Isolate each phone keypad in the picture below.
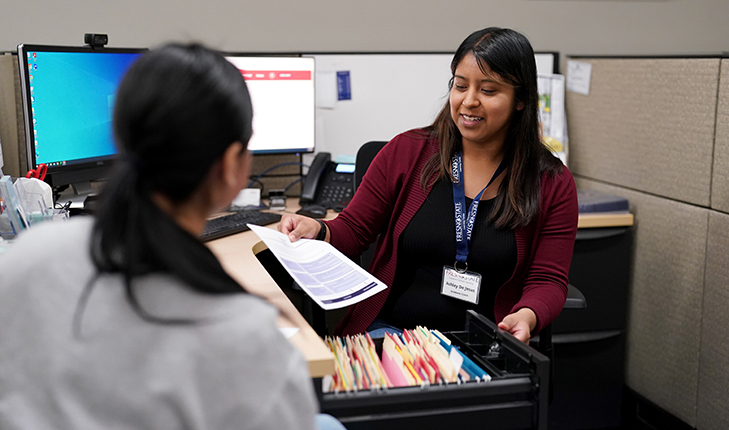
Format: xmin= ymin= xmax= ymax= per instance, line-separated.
xmin=319 ymin=175 xmax=353 ymax=207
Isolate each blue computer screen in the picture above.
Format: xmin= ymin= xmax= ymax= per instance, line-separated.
xmin=25 ymin=50 xmax=141 ymax=167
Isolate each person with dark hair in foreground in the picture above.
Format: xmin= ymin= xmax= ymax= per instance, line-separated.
xmin=279 ymin=27 xmax=578 ymax=344
xmin=0 ymin=43 xmax=343 ymax=430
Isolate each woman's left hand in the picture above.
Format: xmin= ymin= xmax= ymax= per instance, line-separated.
xmin=497 ymin=308 xmax=537 ymax=344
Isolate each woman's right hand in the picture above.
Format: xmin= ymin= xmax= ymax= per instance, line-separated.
xmin=278 ymin=214 xmax=325 ymax=242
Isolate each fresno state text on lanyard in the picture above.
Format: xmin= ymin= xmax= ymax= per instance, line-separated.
xmin=451 ymin=152 xmax=507 ymax=267
xmin=441 ymin=152 xmax=507 ymax=305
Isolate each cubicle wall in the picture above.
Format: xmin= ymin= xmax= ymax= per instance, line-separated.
xmin=567 ymin=56 xmax=728 ymax=430
xmin=698 ymin=58 xmax=729 ymax=430
xmin=711 ymin=61 xmax=729 ymax=213
xmin=699 ymin=211 xmax=729 ymax=430
xmin=568 ymin=58 xmax=719 ymax=206
xmin=0 ymin=54 xmax=25 ymax=178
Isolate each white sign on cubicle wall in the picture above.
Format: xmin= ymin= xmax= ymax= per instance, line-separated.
xmin=307 ymin=52 xmax=558 ymax=163
xmin=566 ymin=60 xmax=592 ymax=96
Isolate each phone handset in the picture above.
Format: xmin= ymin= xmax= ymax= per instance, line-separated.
xmin=299 ymin=152 xmax=332 ymax=204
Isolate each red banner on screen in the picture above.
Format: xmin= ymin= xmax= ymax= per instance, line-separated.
xmin=238 ymin=70 xmax=312 ymax=81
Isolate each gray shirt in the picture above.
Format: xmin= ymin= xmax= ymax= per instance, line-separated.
xmin=0 ymin=217 xmax=318 ymax=430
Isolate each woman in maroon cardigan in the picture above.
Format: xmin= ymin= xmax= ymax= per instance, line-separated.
xmin=279 ymin=27 xmax=578 ymax=343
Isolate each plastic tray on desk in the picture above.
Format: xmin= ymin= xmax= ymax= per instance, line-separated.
xmin=316 ymin=310 xmax=549 ymax=430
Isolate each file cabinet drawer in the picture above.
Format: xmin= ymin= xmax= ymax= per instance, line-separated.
xmin=316 ymin=311 xmax=549 ymax=430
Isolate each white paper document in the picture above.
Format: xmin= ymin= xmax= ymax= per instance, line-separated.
xmin=247 ymin=224 xmax=388 ymax=310
xmin=566 ymin=60 xmax=593 ymax=96
xmin=279 ymin=327 xmax=300 ymax=339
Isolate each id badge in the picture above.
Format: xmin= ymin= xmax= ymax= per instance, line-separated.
xmin=441 ymin=266 xmax=481 ymax=304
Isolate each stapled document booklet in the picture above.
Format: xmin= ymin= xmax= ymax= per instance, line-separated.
xmin=247 ymin=224 xmax=387 ymax=310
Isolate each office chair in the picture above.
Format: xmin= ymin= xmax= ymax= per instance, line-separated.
xmin=354 ymin=141 xmax=388 ymax=270
xmin=252 ymin=241 xmax=329 ymax=337
xmin=355 ymin=141 xmax=388 ymax=191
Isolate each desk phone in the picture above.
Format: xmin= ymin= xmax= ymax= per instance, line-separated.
xmin=299 ymin=152 xmax=354 ymax=210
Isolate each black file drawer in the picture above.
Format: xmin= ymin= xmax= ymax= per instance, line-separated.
xmin=316 ymin=311 xmax=550 ymax=430
xmin=549 ymin=224 xmax=633 ymax=429
xmin=549 ymin=330 xmax=625 ymax=429
xmin=553 ymin=227 xmax=632 ymax=334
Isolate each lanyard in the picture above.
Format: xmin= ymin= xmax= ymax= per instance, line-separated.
xmin=452 ymin=152 xmax=507 ymax=266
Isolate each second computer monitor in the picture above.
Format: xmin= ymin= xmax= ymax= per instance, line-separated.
xmin=224 ymin=55 xmax=315 ymax=155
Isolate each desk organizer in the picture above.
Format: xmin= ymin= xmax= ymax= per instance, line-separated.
xmin=316 ymin=310 xmax=549 ymax=430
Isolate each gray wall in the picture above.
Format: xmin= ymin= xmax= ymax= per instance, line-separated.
xmin=1 ymin=0 xmax=728 ymax=56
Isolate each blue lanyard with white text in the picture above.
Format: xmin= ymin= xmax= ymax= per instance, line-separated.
xmin=451 ymin=152 xmax=507 ymax=267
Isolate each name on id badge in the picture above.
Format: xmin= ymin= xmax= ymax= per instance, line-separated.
xmin=441 ymin=266 xmax=481 ymax=304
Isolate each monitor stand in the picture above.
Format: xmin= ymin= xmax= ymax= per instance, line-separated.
xmin=59 ymin=181 xmax=98 ymax=210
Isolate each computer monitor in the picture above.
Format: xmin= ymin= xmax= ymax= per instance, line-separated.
xmin=17 ymin=44 xmax=145 ymax=195
xmin=224 ymin=55 xmax=315 ymax=155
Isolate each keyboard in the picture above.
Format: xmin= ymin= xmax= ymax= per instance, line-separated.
xmin=200 ymin=210 xmax=282 ymax=242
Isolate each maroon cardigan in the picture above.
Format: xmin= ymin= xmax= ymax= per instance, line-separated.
xmin=327 ymin=130 xmax=578 ymax=336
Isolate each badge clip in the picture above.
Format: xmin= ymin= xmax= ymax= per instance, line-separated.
xmin=453 ymin=260 xmax=468 ymax=274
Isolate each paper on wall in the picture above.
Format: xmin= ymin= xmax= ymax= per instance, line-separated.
xmin=566 ymin=60 xmax=593 ymax=96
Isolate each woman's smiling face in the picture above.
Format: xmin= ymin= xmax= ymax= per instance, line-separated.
xmin=450 ymin=52 xmax=522 ymax=150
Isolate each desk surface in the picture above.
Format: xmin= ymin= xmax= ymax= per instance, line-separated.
xmin=577 ymin=211 xmax=634 ymax=229
xmin=206 ymin=216 xmax=336 ymax=378
xmin=206 ymin=199 xmax=633 ymax=378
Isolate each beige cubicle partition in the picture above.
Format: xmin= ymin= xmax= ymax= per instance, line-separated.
xmin=711 ymin=59 xmax=729 ymax=213
xmin=699 ymin=211 xmax=729 ymax=430
xmin=698 ymin=57 xmax=729 ymax=430
xmin=568 ymin=57 xmax=719 ymax=207
xmin=567 ymin=55 xmax=729 ymax=430
xmin=0 ymin=54 xmax=26 ymax=178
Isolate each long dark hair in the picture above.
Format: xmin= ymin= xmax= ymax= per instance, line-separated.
xmin=420 ymin=27 xmax=562 ymax=228
xmin=82 ymin=43 xmax=254 ymax=325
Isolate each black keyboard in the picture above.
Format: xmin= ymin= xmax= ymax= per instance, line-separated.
xmin=200 ymin=210 xmax=282 ymax=242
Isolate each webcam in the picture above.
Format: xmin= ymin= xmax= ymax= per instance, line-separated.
xmin=84 ymin=33 xmax=108 ymax=49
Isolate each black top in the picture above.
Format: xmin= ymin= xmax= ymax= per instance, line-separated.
xmin=381 ymin=179 xmax=517 ymax=331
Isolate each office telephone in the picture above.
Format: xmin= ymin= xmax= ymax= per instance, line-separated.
xmin=299 ymin=152 xmax=354 ymax=210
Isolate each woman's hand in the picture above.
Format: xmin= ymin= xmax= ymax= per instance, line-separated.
xmin=277 ymin=214 xmax=326 ymax=242
xmin=497 ymin=308 xmax=537 ymax=344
